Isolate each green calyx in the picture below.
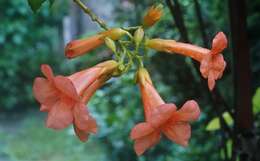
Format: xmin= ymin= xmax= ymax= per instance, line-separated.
xmin=104 ymin=27 xmax=148 ymax=77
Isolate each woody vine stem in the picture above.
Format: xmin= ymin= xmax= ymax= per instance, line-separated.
xmin=73 ymin=0 xmax=108 ymax=30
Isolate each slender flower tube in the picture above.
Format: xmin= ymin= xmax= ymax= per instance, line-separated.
xmin=143 ymin=4 xmax=163 ymax=28
xmin=146 ymin=32 xmax=228 ymax=90
xmin=33 ymin=60 xmax=118 ymax=141
xmin=65 ymin=28 xmax=127 ymax=59
xmin=130 ymin=68 xmax=200 ymax=155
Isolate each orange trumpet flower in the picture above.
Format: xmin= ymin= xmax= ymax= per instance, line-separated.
xmin=33 ymin=60 xmax=118 ymax=141
xmin=143 ymin=4 xmax=163 ymax=28
xmin=146 ymin=32 xmax=228 ymax=90
xmin=130 ymin=68 xmax=200 ymax=155
xmin=65 ymin=28 xmax=127 ymax=59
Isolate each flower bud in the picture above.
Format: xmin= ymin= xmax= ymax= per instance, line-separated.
xmin=143 ymin=4 xmax=163 ymax=28
xmin=97 ymin=60 xmax=119 ymax=75
xmin=104 ymin=37 xmax=116 ymax=53
xmin=118 ymin=64 xmax=125 ymax=71
xmin=136 ymin=68 xmax=152 ymax=85
xmin=101 ymin=28 xmax=127 ymax=40
xmin=134 ymin=27 xmax=144 ymax=46
xmin=65 ymin=28 xmax=126 ymax=59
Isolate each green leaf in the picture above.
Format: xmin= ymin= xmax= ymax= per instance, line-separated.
xmin=253 ymin=87 xmax=260 ymax=114
xmin=223 ymin=112 xmax=233 ymax=125
xmin=27 ymin=0 xmax=46 ymax=13
xmin=206 ymin=112 xmax=233 ymax=131
xmin=206 ymin=117 xmax=220 ymax=131
xmin=220 ymin=139 xmax=232 ymax=159
xmin=226 ymin=139 xmax=232 ymax=158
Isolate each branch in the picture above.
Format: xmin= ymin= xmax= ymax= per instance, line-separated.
xmin=193 ymin=0 xmax=209 ymax=47
xmin=73 ymin=0 xmax=108 ymax=30
xmin=165 ymin=0 xmax=189 ymax=42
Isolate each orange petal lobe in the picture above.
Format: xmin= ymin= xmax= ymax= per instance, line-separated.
xmin=208 ymin=71 xmax=216 ymax=91
xmin=73 ymin=124 xmax=89 ymax=142
xmin=33 ymin=77 xmax=59 ymax=106
xmin=211 ymin=32 xmax=228 ymax=55
xmin=73 ymin=103 xmax=97 ymax=133
xmin=176 ymin=100 xmax=200 ymax=122
xmin=163 ymin=122 xmax=191 ymax=147
xmin=149 ymin=104 xmax=177 ymax=128
xmin=41 ymin=64 xmax=54 ymax=81
xmin=46 ymin=100 xmax=73 ymax=130
xmin=54 ymin=76 xmax=79 ymax=101
xmin=130 ymin=122 xmax=154 ymax=140
xmin=134 ymin=131 xmax=160 ymax=156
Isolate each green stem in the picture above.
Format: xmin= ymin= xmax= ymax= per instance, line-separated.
xmin=122 ymin=26 xmax=141 ymax=31
xmin=73 ymin=0 xmax=108 ymax=30
xmin=123 ymin=51 xmax=134 ymax=72
xmin=136 ymin=55 xmax=144 ymax=68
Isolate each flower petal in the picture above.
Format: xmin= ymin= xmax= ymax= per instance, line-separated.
xmin=73 ymin=123 xmax=89 ymax=142
xmin=140 ymin=82 xmax=165 ymax=121
xmin=33 ymin=77 xmax=59 ymax=106
xmin=199 ymin=55 xmax=211 ymax=79
xmin=149 ymin=104 xmax=177 ymax=128
xmin=81 ymin=78 xmax=105 ymax=104
xmin=69 ymin=67 xmax=101 ymax=95
xmin=162 ymin=122 xmax=191 ymax=147
xmin=212 ymin=54 xmax=226 ymax=79
xmin=41 ymin=64 xmax=54 ymax=81
xmin=211 ymin=32 xmax=228 ymax=55
xmin=73 ymin=103 xmax=97 ymax=133
xmin=40 ymin=105 xmax=51 ymax=112
xmin=134 ymin=131 xmax=160 ymax=156
xmin=54 ymin=76 xmax=79 ymax=101
xmin=176 ymin=100 xmax=200 ymax=122
xmin=46 ymin=100 xmax=73 ymax=130
xmin=208 ymin=71 xmax=216 ymax=91
xmin=130 ymin=122 xmax=154 ymax=140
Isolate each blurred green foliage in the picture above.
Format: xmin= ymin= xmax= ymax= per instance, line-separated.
xmin=1 ymin=113 xmax=107 ymax=161
xmin=0 ymin=1 xmax=67 ymax=110
xmin=28 ymin=0 xmax=55 ymax=13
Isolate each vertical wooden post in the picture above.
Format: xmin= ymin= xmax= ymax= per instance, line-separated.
xmin=228 ymin=0 xmax=254 ymax=160
xmin=228 ymin=0 xmax=253 ymax=133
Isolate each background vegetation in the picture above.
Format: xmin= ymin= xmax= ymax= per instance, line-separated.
xmin=0 ymin=0 xmax=259 ymax=161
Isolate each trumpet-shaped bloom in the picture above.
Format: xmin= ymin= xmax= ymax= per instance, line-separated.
xmin=33 ymin=60 xmax=118 ymax=141
xmin=65 ymin=28 xmax=127 ymax=59
xmin=143 ymin=4 xmax=163 ymax=28
xmin=146 ymin=32 xmax=228 ymax=90
xmin=130 ymin=68 xmax=200 ymax=155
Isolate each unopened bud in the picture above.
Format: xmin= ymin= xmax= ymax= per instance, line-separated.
xmin=134 ymin=27 xmax=144 ymax=46
xmin=143 ymin=4 xmax=163 ymax=28
xmin=101 ymin=28 xmax=127 ymax=40
xmin=136 ymin=68 xmax=152 ymax=85
xmin=104 ymin=37 xmax=116 ymax=53
xmin=118 ymin=64 xmax=125 ymax=71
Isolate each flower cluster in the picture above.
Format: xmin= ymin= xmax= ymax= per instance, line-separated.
xmin=33 ymin=3 xmax=227 ymax=155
